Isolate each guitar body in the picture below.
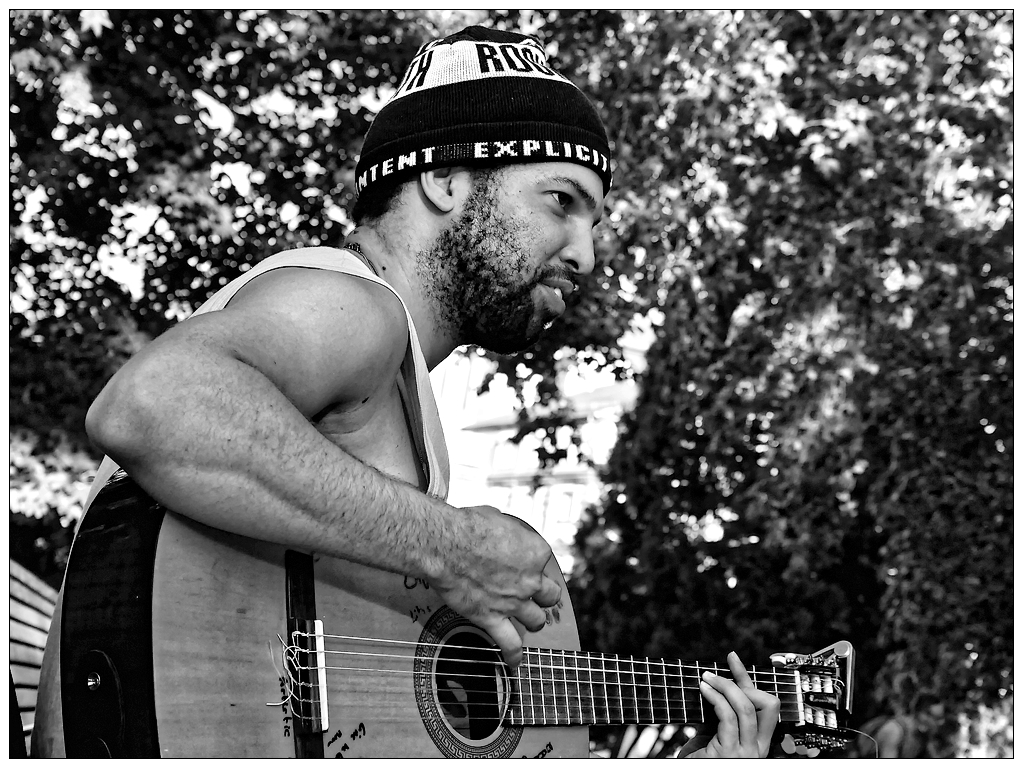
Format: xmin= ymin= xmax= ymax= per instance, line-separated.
xmin=33 ymin=475 xmax=588 ymax=758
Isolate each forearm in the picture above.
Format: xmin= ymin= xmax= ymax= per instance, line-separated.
xmin=87 ymin=348 xmax=461 ymax=583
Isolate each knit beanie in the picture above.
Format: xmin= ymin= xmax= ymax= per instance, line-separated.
xmin=354 ymin=26 xmax=612 ymax=202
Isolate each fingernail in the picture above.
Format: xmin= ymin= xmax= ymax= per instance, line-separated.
xmin=702 ymin=671 xmax=716 ymax=682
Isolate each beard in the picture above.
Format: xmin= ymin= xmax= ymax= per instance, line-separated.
xmin=415 ymin=171 xmax=570 ymax=354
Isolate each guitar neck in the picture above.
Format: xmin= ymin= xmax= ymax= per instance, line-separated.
xmin=508 ymin=648 xmax=803 ymax=727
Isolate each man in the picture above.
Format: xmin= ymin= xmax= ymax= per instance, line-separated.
xmin=36 ymin=26 xmax=778 ymax=757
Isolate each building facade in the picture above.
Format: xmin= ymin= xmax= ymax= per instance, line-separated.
xmin=431 ymin=349 xmax=638 ymax=574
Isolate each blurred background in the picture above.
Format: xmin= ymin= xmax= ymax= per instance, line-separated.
xmin=9 ymin=10 xmax=1013 ymax=758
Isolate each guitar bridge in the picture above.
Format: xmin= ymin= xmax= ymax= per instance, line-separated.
xmin=286 ymin=618 xmax=330 ymax=734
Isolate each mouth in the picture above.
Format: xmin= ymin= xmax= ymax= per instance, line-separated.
xmin=540 ymin=276 xmax=575 ymax=301
xmin=537 ymin=277 xmax=574 ymax=317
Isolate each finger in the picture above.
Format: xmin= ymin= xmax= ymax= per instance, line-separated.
xmin=728 ymin=652 xmax=781 ymax=756
xmin=747 ymin=686 xmax=782 ymax=755
xmin=699 ymin=674 xmax=740 ymax=754
xmin=514 ymin=599 xmax=549 ymax=634
xmin=723 ymin=652 xmax=761 ymax=753
xmin=702 ymin=671 xmax=759 ymax=754
xmin=485 ymin=617 xmax=524 ymax=669
xmin=727 ymin=650 xmax=754 ymax=688
xmin=533 ymin=572 xmax=562 ymax=607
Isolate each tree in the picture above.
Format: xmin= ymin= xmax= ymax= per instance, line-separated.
xmin=555 ymin=10 xmax=1012 ymax=757
xmin=9 ymin=9 xmax=436 ymax=575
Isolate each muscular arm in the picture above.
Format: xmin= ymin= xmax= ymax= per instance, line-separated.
xmin=85 ymin=267 xmax=558 ymax=665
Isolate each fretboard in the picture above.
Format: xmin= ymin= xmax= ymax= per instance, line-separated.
xmin=506 ymin=648 xmax=803 ymax=727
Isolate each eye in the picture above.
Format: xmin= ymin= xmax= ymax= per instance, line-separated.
xmin=550 ymin=191 xmax=573 ymax=211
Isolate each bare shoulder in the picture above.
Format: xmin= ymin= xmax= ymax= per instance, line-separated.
xmin=199 ymin=264 xmax=410 ymax=415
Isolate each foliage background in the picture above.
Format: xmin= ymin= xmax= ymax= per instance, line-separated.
xmin=9 ymin=10 xmax=1013 ymax=757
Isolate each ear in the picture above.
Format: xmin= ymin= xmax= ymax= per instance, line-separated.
xmin=418 ymin=166 xmax=472 ymax=213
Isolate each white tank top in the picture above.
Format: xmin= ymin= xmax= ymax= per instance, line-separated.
xmin=83 ymin=246 xmax=450 ymax=511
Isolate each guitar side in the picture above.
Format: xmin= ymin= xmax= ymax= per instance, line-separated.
xmin=34 ymin=495 xmax=296 ymax=758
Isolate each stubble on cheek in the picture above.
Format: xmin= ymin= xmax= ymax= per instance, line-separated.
xmin=415 ymin=172 xmax=556 ymax=352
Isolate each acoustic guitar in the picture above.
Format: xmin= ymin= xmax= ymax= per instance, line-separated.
xmin=33 ymin=471 xmax=856 ymax=758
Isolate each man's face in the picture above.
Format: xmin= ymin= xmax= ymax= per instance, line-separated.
xmin=418 ymin=162 xmax=603 ymax=354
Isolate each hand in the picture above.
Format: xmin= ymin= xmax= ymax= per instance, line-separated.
xmin=433 ymin=506 xmax=562 ymax=669
xmin=678 ymin=652 xmax=781 ymax=758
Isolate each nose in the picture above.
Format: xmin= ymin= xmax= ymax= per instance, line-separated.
xmin=562 ymin=222 xmax=596 ymax=277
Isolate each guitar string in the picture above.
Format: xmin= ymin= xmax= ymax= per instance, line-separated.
xmin=271 ymin=647 xmax=840 ymax=740
xmin=281 ymin=632 xmax=808 ymax=698
xmin=272 ymin=634 xmax=816 ymax=720
xmin=294 ymin=656 xmax=806 ymax=697
xmin=278 ymin=661 xmax=806 ymax=717
xmin=273 ymin=659 xmax=806 ymax=715
xmin=287 ymin=648 xmax=804 ymax=696
xmin=271 ymin=667 xmax=807 ymax=726
xmin=310 ymin=659 xmax=802 ymax=699
xmin=269 ymin=682 xmax=808 ymax=727
xmin=288 ymin=630 xmax=807 ymax=689
xmin=266 ymin=636 xmax=301 ymax=707
xmin=270 ymin=638 xmax=838 ymax=735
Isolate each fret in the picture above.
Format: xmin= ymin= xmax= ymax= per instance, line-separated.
xmin=590 ymin=652 xmax=608 ymax=725
xmin=510 ymin=654 xmax=520 ymax=726
xmin=650 ymin=658 xmax=664 ymax=724
xmin=626 ymin=658 xmax=642 ymax=724
xmin=579 ymin=652 xmax=589 ymax=725
xmin=696 ymin=662 xmax=706 ymax=723
xmin=619 ymin=655 xmax=637 ymax=724
xmin=608 ymin=654 xmax=623 ymax=724
xmin=552 ymin=649 xmax=568 ymax=725
xmin=527 ymin=650 xmax=536 ymax=724
xmin=522 ymin=649 xmax=537 ymax=726
xmin=577 ymin=652 xmax=589 ymax=724
xmin=672 ymin=659 xmax=687 ymax=724
xmin=638 ymin=658 xmax=646 ymax=724
xmin=511 ymin=651 xmax=526 ymax=725
xmin=564 ymin=650 xmax=581 ymax=725
xmin=588 ymin=652 xmax=598 ymax=724
xmin=509 ymin=665 xmax=519 ymax=726
xmin=640 ymin=657 xmax=652 ymax=723
xmin=540 ymin=648 xmax=554 ymax=724
xmin=649 ymin=658 xmax=669 ymax=724
xmin=685 ymin=663 xmax=704 ymax=724
xmin=769 ymin=662 xmax=785 ymax=724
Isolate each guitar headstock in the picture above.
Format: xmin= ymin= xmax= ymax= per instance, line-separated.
xmin=771 ymin=640 xmax=856 ymax=756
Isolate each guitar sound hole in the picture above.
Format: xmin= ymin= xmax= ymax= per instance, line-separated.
xmin=435 ymin=630 xmax=506 ymax=742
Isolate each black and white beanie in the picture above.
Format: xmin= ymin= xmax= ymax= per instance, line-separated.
xmin=354 ymin=26 xmax=613 ymax=201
